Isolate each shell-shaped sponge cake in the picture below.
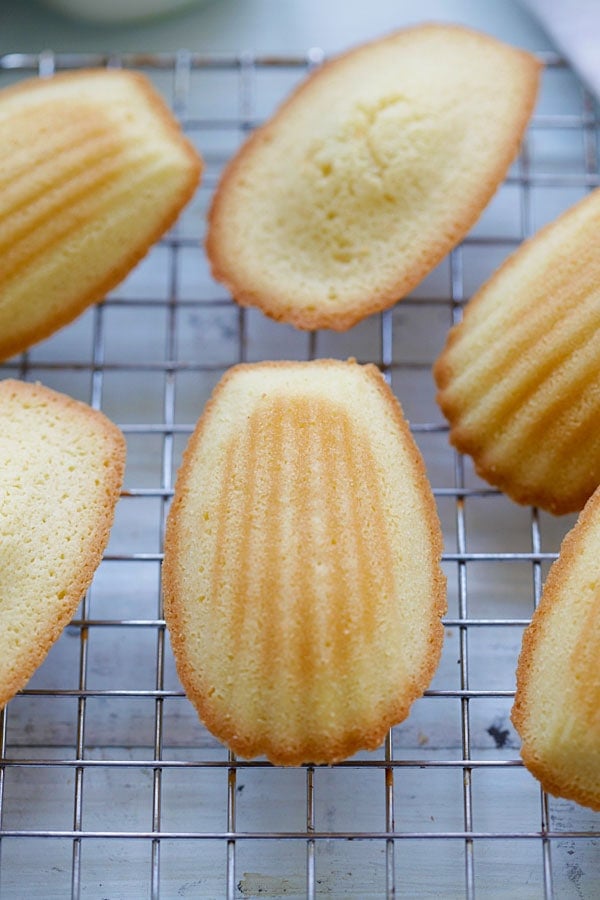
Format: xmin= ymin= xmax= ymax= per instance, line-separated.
xmin=163 ymin=360 xmax=446 ymax=765
xmin=434 ymin=188 xmax=600 ymax=515
xmin=0 ymin=379 xmax=125 ymax=709
xmin=207 ymin=24 xmax=540 ymax=331
xmin=511 ymin=485 xmax=600 ymax=810
xmin=0 ymin=69 xmax=202 ymax=362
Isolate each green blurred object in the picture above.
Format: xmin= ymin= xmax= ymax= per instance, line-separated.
xmin=38 ymin=0 xmax=214 ymax=24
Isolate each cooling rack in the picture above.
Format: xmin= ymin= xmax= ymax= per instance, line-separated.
xmin=0 ymin=45 xmax=598 ymax=900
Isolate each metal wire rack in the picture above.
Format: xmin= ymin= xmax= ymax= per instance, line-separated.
xmin=0 ymin=44 xmax=598 ymax=900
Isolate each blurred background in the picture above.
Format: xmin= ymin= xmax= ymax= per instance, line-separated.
xmin=2 ymin=0 xmax=552 ymax=57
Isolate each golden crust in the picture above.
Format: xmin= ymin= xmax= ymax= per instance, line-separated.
xmin=162 ymin=359 xmax=446 ymax=765
xmin=206 ymin=23 xmax=540 ymax=332
xmin=511 ymin=486 xmax=600 ymax=810
xmin=0 ymin=69 xmax=202 ymax=362
xmin=434 ymin=188 xmax=600 ymax=515
xmin=0 ymin=379 xmax=126 ymax=709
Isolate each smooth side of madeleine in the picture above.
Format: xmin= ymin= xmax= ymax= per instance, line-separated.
xmin=0 ymin=379 xmax=126 ymax=708
xmin=207 ymin=24 xmax=540 ymax=330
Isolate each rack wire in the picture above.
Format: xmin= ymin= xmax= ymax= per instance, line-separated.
xmin=0 ymin=45 xmax=598 ymax=900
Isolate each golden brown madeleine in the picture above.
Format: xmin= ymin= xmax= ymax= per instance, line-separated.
xmin=0 ymin=379 xmax=126 ymax=709
xmin=0 ymin=69 xmax=202 ymax=361
xmin=512 ymin=486 xmax=600 ymax=810
xmin=434 ymin=188 xmax=600 ymax=515
xmin=163 ymin=360 xmax=446 ymax=765
xmin=207 ymin=24 xmax=540 ymax=331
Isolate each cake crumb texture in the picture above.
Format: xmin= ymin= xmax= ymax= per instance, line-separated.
xmin=0 ymin=68 xmax=202 ymax=361
xmin=511 ymin=485 xmax=600 ymax=811
xmin=207 ymin=23 xmax=540 ymax=331
xmin=0 ymin=379 xmax=126 ymax=709
xmin=162 ymin=359 xmax=446 ymax=765
xmin=434 ymin=187 xmax=600 ymax=515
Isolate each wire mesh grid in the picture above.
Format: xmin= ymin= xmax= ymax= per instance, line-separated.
xmin=0 ymin=44 xmax=598 ymax=899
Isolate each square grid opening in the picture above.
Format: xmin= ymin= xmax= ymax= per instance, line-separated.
xmin=0 ymin=46 xmax=598 ymax=900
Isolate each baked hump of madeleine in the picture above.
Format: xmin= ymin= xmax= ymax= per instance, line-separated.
xmin=0 ymin=69 xmax=202 ymax=362
xmin=511 ymin=486 xmax=600 ymax=810
xmin=0 ymin=379 xmax=125 ymax=709
xmin=434 ymin=188 xmax=600 ymax=515
xmin=206 ymin=24 xmax=540 ymax=331
xmin=163 ymin=360 xmax=446 ymax=765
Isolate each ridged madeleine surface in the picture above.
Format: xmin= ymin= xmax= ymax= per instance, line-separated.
xmin=163 ymin=360 xmax=446 ymax=765
xmin=0 ymin=379 xmax=125 ymax=709
xmin=434 ymin=188 xmax=600 ymax=515
xmin=0 ymin=69 xmax=202 ymax=361
xmin=511 ymin=485 xmax=600 ymax=810
xmin=207 ymin=24 xmax=540 ymax=331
